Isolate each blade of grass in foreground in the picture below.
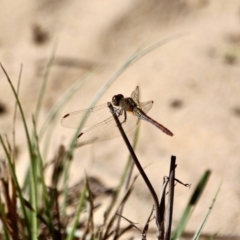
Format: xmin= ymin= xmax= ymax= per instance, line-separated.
xmin=192 ymin=181 xmax=221 ymax=240
xmin=32 ymin=116 xmax=56 ymax=237
xmin=0 ymin=66 xmax=33 ymax=182
xmin=0 ymin=64 xmax=38 ymax=239
xmin=21 ymin=42 xmax=57 ymax=192
xmin=27 ymin=44 xmax=57 ymax=210
xmin=66 ymin=185 xmax=87 ymax=240
xmin=35 ymin=40 xmax=58 ymax=123
xmin=171 ymin=170 xmax=211 ymax=240
xmin=19 ymin=49 xmax=97 ymax=195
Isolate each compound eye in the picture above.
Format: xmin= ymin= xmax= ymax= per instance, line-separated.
xmin=112 ymin=94 xmax=123 ymax=106
xmin=112 ymin=96 xmax=119 ymax=106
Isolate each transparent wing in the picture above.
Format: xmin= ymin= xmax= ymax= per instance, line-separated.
xmin=131 ymin=86 xmax=140 ymax=105
xmin=131 ymin=86 xmax=154 ymax=113
xmin=77 ymin=111 xmax=138 ymax=146
xmin=62 ymin=86 xmax=155 ymax=146
xmin=61 ymin=99 xmax=153 ymax=129
xmin=61 ymin=103 xmax=111 ymax=129
xmin=139 ymin=101 xmax=153 ymax=113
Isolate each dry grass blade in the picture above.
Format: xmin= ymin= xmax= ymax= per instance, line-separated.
xmin=164 ymin=156 xmax=176 ymax=240
xmin=157 ymin=176 xmax=169 ymax=239
xmin=141 ymin=205 xmax=155 ymax=239
xmin=0 ymin=135 xmax=31 ymax=238
xmin=49 ymin=145 xmax=66 ymax=188
xmin=0 ymin=158 xmax=19 ymax=239
xmin=114 ymin=206 xmax=155 ymax=240
xmin=115 ymin=224 xmax=135 ymax=239
xmin=117 ymin=204 xmax=155 ymax=240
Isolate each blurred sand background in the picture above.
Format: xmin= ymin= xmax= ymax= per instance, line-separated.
xmin=1 ymin=0 xmax=240 ymax=238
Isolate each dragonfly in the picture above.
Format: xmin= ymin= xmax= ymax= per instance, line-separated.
xmin=61 ymin=86 xmax=173 ymax=146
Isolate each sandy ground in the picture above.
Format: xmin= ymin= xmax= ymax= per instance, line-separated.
xmin=1 ymin=0 xmax=240 ymax=238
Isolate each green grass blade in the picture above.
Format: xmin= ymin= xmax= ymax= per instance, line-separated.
xmin=66 ymin=185 xmax=87 ymax=240
xmin=32 ymin=116 xmax=55 ymax=237
xmin=21 ymin=44 xmax=57 ymax=194
xmin=131 ymin=32 xmax=187 ymax=67
xmin=3 ymin=227 xmax=10 ymax=240
xmin=1 ymin=64 xmax=39 ymax=239
xmin=192 ymin=182 xmax=222 ymax=240
xmin=88 ymin=33 xmax=187 ymax=110
xmin=1 ymin=64 xmax=31 ymax=195
xmin=29 ymin=147 xmax=38 ymax=240
xmin=35 ymin=41 xmax=58 ymax=123
xmin=0 ymin=65 xmax=33 ymax=170
xmin=21 ymin=43 xmax=57 ymax=191
xmin=171 ymin=170 xmax=211 ymax=240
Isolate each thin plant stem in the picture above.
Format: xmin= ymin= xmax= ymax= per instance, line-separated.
xmin=35 ymin=41 xmax=57 ymax=123
xmin=164 ymin=156 xmax=176 ymax=240
xmin=12 ymin=64 xmax=22 ymax=164
xmin=107 ymin=102 xmax=161 ymax=230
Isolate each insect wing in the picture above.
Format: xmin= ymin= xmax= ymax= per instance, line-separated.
xmin=77 ymin=110 xmax=138 ymax=146
xmin=131 ymin=86 xmax=140 ymax=106
xmin=131 ymin=87 xmax=153 ymax=114
xmin=61 ymin=103 xmax=110 ymax=129
xmin=139 ymin=101 xmax=153 ymax=114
